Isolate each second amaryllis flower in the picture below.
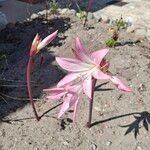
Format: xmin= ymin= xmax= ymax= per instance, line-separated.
xmin=56 ymin=37 xmax=132 ymax=99
xmin=44 ymin=36 xmax=132 ymax=127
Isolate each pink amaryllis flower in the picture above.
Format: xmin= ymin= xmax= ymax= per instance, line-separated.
xmin=27 ymin=30 xmax=58 ymax=121
xmin=43 ymin=83 xmax=82 ymax=123
xmin=30 ymin=30 xmax=58 ymax=57
xmin=56 ymin=37 xmax=132 ymax=127
xmin=56 ymin=37 xmax=131 ymax=99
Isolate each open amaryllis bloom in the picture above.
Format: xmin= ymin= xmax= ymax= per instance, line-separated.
xmin=30 ymin=30 xmax=58 ymax=57
xmin=56 ymin=37 xmax=132 ymax=99
xmin=43 ymin=83 xmax=82 ymax=122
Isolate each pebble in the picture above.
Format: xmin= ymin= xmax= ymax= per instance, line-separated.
xmin=135 ymin=28 xmax=147 ymax=39
xmin=87 ymin=12 xmax=94 ymax=20
xmin=101 ymin=14 xmax=110 ymax=23
xmin=90 ymin=143 xmax=97 ymax=150
xmin=69 ymin=9 xmax=76 ymax=16
xmin=137 ymin=146 xmax=142 ymax=150
xmin=138 ymin=83 xmax=146 ymax=92
xmin=94 ymin=106 xmax=101 ymax=112
xmin=146 ymin=29 xmax=150 ymax=39
xmin=60 ymin=8 xmax=69 ymax=14
xmin=93 ymin=11 xmax=102 ymax=22
xmin=0 ymin=11 xmax=8 ymax=31
xmin=38 ymin=10 xmax=47 ymax=16
xmin=127 ymin=25 xmax=136 ymax=33
xmin=124 ymin=17 xmax=133 ymax=26
xmin=63 ymin=140 xmax=69 ymax=146
xmin=106 ymin=141 xmax=112 ymax=146
xmin=30 ymin=13 xmax=39 ymax=20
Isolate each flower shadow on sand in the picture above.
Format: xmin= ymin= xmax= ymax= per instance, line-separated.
xmin=120 ymin=111 xmax=150 ymax=138
xmin=91 ymin=111 xmax=150 ymax=138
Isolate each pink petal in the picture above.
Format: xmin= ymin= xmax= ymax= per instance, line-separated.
xmin=57 ymin=73 xmax=79 ymax=87
xmin=75 ymin=37 xmax=86 ymax=54
xmin=110 ymin=76 xmax=132 ymax=92
xmin=83 ymin=75 xmax=93 ymax=99
xmin=58 ymin=94 xmax=72 ymax=118
xmin=56 ymin=57 xmax=92 ymax=72
xmin=92 ymin=68 xmax=111 ymax=80
xmin=68 ymin=84 xmax=81 ymax=93
xmin=69 ymin=94 xmax=79 ymax=107
xmin=72 ymin=97 xmax=79 ymax=123
xmin=74 ymin=37 xmax=93 ymax=63
xmin=37 ymin=30 xmax=58 ymax=50
xmin=58 ymin=93 xmax=79 ymax=118
xmin=30 ymin=34 xmax=41 ymax=56
xmin=43 ymin=88 xmax=66 ymax=100
xmin=32 ymin=33 xmax=40 ymax=46
xmin=91 ymin=49 xmax=109 ymax=65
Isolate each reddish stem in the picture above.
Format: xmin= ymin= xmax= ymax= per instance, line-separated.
xmin=27 ymin=57 xmax=40 ymax=121
xmin=86 ymin=78 xmax=97 ymax=128
xmin=87 ymin=0 xmax=94 ymax=11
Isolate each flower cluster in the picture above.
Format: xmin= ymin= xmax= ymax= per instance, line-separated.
xmin=43 ymin=37 xmax=132 ymax=124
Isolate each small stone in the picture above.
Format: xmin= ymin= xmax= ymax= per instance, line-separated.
xmin=127 ymin=25 xmax=136 ymax=33
xmin=38 ymin=10 xmax=47 ymax=16
xmin=99 ymin=129 xmax=104 ymax=135
xmin=63 ymin=140 xmax=69 ymax=146
xmin=146 ymin=29 xmax=150 ymax=40
xmin=30 ymin=13 xmax=38 ymax=20
xmin=69 ymin=9 xmax=76 ymax=16
xmin=87 ymin=12 xmax=94 ymax=20
xmin=109 ymin=17 xmax=118 ymax=25
xmin=101 ymin=14 xmax=110 ymax=23
xmin=137 ymin=146 xmax=142 ymax=150
xmin=106 ymin=141 xmax=112 ymax=146
xmin=93 ymin=11 xmax=102 ymax=22
xmin=94 ymin=106 xmax=101 ymax=112
xmin=138 ymin=83 xmax=146 ymax=92
xmin=60 ymin=8 xmax=69 ymax=14
xmin=124 ymin=16 xmax=133 ymax=26
xmin=0 ymin=12 xmax=8 ymax=31
xmin=135 ymin=28 xmax=147 ymax=39
xmin=90 ymin=143 xmax=97 ymax=150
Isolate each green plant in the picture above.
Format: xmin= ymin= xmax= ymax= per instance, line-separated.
xmin=105 ymin=38 xmax=117 ymax=47
xmin=74 ymin=0 xmax=87 ymax=26
xmin=105 ymin=17 xmax=127 ymax=47
xmin=49 ymin=0 xmax=59 ymax=14
xmin=115 ymin=17 xmax=127 ymax=31
xmin=77 ymin=10 xmax=87 ymax=24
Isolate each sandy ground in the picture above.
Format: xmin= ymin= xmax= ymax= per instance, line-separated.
xmin=0 ymin=12 xmax=150 ymax=150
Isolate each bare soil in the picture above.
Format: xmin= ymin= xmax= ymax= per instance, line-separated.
xmin=0 ymin=13 xmax=150 ymax=150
